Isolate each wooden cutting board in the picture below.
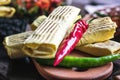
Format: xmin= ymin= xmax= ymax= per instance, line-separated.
xmin=33 ymin=50 xmax=113 ymax=80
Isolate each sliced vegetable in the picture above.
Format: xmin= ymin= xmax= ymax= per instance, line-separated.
xmin=54 ymin=20 xmax=88 ymax=66
xmin=36 ymin=53 xmax=120 ymax=68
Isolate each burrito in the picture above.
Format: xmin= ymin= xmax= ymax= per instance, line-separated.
xmin=0 ymin=6 xmax=16 ymax=17
xmin=0 ymin=0 xmax=11 ymax=5
xmin=23 ymin=6 xmax=81 ymax=58
xmin=3 ymin=31 xmax=33 ymax=58
xmin=31 ymin=15 xmax=47 ymax=30
xmin=76 ymin=17 xmax=117 ymax=46
xmin=76 ymin=40 xmax=120 ymax=56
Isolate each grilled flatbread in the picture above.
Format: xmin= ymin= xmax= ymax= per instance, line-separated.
xmin=31 ymin=15 xmax=47 ymax=30
xmin=23 ymin=6 xmax=80 ymax=58
xmin=0 ymin=0 xmax=11 ymax=5
xmin=76 ymin=40 xmax=120 ymax=56
xmin=76 ymin=17 xmax=117 ymax=46
xmin=3 ymin=31 xmax=33 ymax=58
xmin=0 ymin=6 xmax=16 ymax=17
xmin=31 ymin=15 xmax=81 ymax=32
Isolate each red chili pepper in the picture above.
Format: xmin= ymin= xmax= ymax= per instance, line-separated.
xmin=53 ymin=20 xmax=89 ymax=66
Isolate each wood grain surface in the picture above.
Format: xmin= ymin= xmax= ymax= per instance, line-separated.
xmin=33 ymin=50 xmax=113 ymax=80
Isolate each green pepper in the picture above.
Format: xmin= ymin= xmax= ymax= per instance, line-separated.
xmin=36 ymin=53 xmax=120 ymax=68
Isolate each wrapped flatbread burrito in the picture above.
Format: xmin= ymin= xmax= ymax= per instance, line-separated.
xmin=3 ymin=31 xmax=33 ymax=58
xmin=76 ymin=17 xmax=117 ymax=46
xmin=76 ymin=40 xmax=120 ymax=56
xmin=23 ymin=6 xmax=81 ymax=58
xmin=0 ymin=0 xmax=11 ymax=5
xmin=0 ymin=6 xmax=16 ymax=17
xmin=31 ymin=15 xmax=47 ymax=30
